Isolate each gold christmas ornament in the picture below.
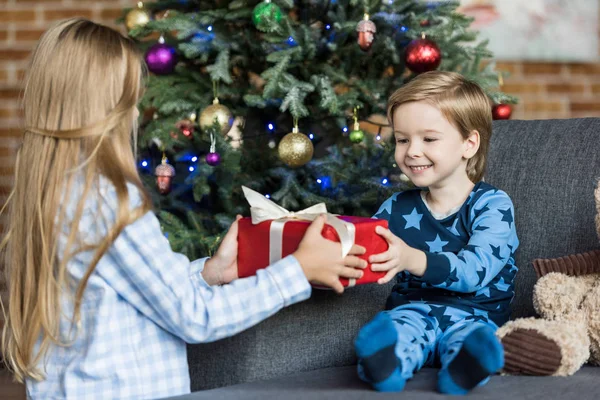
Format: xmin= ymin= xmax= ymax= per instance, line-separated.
xmin=125 ymin=2 xmax=151 ymax=31
xmin=278 ymin=126 xmax=314 ymax=168
xmin=199 ymin=98 xmax=234 ymax=136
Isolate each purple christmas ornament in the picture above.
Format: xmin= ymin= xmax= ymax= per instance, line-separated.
xmin=145 ymin=43 xmax=177 ymax=75
xmin=206 ymin=152 xmax=221 ymax=166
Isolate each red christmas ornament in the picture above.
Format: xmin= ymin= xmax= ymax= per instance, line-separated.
xmin=175 ymin=118 xmax=195 ymax=138
xmin=356 ymin=14 xmax=376 ymax=51
xmin=492 ymin=103 xmax=512 ymax=120
xmin=170 ymin=113 xmax=197 ymax=139
xmin=419 ymin=20 xmax=430 ymax=27
xmin=404 ymin=35 xmax=442 ymax=74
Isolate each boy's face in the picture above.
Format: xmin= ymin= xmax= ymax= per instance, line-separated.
xmin=392 ymin=100 xmax=477 ymax=189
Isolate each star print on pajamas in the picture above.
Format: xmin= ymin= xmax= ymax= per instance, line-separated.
xmin=373 ymin=181 xmax=519 ymax=327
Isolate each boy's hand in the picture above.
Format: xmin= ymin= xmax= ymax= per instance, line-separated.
xmin=293 ymin=215 xmax=367 ymax=294
xmin=203 ymin=215 xmax=242 ymax=286
xmin=370 ymin=226 xmax=426 ymax=284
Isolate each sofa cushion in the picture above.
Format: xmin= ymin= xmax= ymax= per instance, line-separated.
xmin=187 ymin=283 xmax=393 ymax=390
xmin=166 ymin=365 xmax=600 ymax=399
xmin=486 ymin=118 xmax=600 ymax=318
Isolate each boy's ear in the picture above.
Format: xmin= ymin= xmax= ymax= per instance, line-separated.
xmin=463 ymin=130 xmax=480 ymax=159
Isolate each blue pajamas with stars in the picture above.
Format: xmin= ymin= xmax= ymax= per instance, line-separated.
xmin=356 ymin=181 xmax=519 ymax=390
xmin=357 ymin=303 xmax=498 ymax=385
xmin=373 ymin=181 xmax=519 ymax=327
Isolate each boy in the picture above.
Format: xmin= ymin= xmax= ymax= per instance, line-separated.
xmin=355 ymin=71 xmax=519 ymax=394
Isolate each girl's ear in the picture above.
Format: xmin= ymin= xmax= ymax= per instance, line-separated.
xmin=463 ymin=130 xmax=480 ymax=160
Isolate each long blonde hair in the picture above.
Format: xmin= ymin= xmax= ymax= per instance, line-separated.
xmin=387 ymin=71 xmax=493 ymax=183
xmin=0 ymin=18 xmax=152 ymax=382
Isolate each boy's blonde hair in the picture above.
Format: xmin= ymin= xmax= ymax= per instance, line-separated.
xmin=1 ymin=19 xmax=152 ymax=382
xmin=387 ymin=71 xmax=492 ymax=183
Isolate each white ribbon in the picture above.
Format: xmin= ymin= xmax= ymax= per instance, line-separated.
xmin=242 ymin=186 xmax=356 ymax=273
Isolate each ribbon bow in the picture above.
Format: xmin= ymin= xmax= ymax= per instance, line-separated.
xmin=242 ymin=186 xmax=355 ymax=259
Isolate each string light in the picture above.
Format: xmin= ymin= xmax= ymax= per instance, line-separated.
xmin=325 ymin=24 xmax=331 ymax=30
xmin=191 ymin=156 xmax=198 ymax=162
xmin=189 ymin=166 xmax=195 ymax=172
xmin=223 ymin=117 xmax=390 ymax=145
xmin=317 ymin=176 xmax=331 ymax=190
xmin=267 ymin=123 xmax=275 ymax=131
xmin=207 ymin=25 xmax=213 ymax=32
xmin=309 ymin=133 xmax=314 ymax=140
xmin=141 ymin=160 xmax=148 ymax=167
xmin=381 ymin=178 xmax=389 ymax=185
xmin=265 ymin=194 xmax=271 ymax=199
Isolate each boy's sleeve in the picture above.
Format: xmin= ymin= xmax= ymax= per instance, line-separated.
xmin=90 ymin=183 xmax=312 ymax=344
xmin=373 ymin=192 xmax=402 ymax=220
xmin=418 ymin=190 xmax=518 ymax=293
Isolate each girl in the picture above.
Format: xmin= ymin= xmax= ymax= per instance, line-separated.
xmin=0 ymin=19 xmax=366 ymax=399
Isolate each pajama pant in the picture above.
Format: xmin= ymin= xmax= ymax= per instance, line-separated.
xmin=357 ymin=302 xmax=499 ymax=384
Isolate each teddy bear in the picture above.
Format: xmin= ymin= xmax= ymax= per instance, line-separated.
xmin=495 ymin=183 xmax=600 ymax=376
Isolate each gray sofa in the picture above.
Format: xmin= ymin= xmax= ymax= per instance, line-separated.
xmin=169 ymin=118 xmax=600 ymax=399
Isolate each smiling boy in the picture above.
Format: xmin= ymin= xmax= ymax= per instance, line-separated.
xmin=354 ymin=71 xmax=519 ymax=395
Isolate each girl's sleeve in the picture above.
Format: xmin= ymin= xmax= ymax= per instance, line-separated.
xmin=93 ymin=184 xmax=312 ymax=344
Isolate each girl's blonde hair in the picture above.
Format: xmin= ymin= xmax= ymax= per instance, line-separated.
xmin=1 ymin=18 xmax=152 ymax=382
xmin=387 ymin=71 xmax=493 ymax=183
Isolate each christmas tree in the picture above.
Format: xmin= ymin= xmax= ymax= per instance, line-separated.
xmin=122 ymin=0 xmax=517 ymax=259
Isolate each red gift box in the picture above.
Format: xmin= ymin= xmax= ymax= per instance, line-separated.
xmin=237 ymin=216 xmax=389 ymax=287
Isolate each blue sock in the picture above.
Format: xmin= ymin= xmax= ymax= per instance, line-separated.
xmin=437 ymin=325 xmax=504 ymax=395
xmin=354 ymin=313 xmax=406 ymax=392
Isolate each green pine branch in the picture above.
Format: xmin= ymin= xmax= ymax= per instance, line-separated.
xmin=126 ymin=0 xmax=519 ymax=259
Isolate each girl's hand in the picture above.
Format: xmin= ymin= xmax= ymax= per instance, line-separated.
xmin=370 ymin=226 xmax=409 ymax=284
xmin=293 ymin=215 xmax=367 ymax=294
xmin=203 ymin=215 xmax=242 ymax=286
